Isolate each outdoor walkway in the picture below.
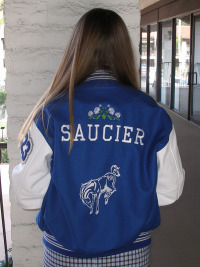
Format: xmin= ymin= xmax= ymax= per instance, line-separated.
xmin=0 ymin=109 xmax=200 ymax=266
xmin=151 ymin=107 xmax=200 ymax=266
xmin=0 ymin=164 xmax=11 ymax=262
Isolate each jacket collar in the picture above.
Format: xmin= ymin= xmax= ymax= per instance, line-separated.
xmin=84 ymin=69 xmax=117 ymax=83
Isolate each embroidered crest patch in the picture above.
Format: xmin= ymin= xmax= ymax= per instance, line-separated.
xmin=88 ymin=104 xmax=121 ymax=121
xmin=80 ymin=165 xmax=120 ymax=215
xmin=20 ymin=131 xmax=33 ymax=162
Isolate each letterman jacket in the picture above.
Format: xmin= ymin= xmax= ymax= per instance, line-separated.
xmin=12 ymin=70 xmax=185 ymax=258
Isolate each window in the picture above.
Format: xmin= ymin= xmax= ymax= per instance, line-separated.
xmin=174 ymin=16 xmax=190 ymax=117
xmin=140 ymin=26 xmax=147 ymax=92
xmin=149 ymin=24 xmax=157 ymax=99
xmin=191 ymin=14 xmax=200 ymax=124
xmin=161 ymin=20 xmax=172 ymax=107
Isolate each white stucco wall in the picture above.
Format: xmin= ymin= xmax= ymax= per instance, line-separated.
xmin=5 ymin=0 xmax=140 ymax=266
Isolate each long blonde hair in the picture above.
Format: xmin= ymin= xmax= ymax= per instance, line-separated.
xmin=18 ymin=8 xmax=140 ymax=154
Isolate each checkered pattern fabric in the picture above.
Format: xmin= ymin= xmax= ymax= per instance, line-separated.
xmin=43 ymin=244 xmax=151 ymax=267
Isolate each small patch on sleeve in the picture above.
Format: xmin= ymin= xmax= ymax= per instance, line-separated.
xmin=20 ymin=131 xmax=33 ymax=163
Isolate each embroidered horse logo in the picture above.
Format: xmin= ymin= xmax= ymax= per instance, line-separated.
xmin=80 ymin=165 xmax=120 ymax=215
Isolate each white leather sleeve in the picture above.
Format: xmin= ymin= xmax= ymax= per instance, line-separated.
xmin=12 ymin=121 xmax=53 ymax=210
xmin=156 ymin=126 xmax=185 ymax=206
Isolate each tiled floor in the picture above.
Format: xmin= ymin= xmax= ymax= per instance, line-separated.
xmin=151 ymin=108 xmax=200 ymax=266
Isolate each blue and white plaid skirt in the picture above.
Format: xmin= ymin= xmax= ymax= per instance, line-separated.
xmin=43 ymin=244 xmax=151 ymax=267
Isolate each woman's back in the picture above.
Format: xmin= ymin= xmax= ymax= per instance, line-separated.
xmin=12 ymin=8 xmax=184 ymax=265
xmin=32 ymin=70 xmax=176 ymax=256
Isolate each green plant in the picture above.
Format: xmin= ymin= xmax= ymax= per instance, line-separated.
xmin=1 ymin=148 xmax=9 ymax=163
xmin=0 ymin=1 xmax=4 ymax=12
xmin=0 ymin=16 xmax=4 ymax=25
xmin=0 ymin=91 xmax=6 ymax=119
xmin=0 ymin=0 xmax=4 ymax=25
xmin=0 ymin=247 xmax=13 ymax=267
xmin=0 ymin=256 xmax=13 ymax=267
xmin=0 ymin=91 xmax=6 ymax=105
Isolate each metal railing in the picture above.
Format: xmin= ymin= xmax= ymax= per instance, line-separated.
xmin=0 ymin=142 xmax=9 ymax=267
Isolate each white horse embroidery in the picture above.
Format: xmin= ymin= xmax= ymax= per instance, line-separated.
xmin=80 ymin=165 xmax=120 ymax=215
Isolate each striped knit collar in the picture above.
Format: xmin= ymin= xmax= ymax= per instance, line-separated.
xmin=84 ymin=69 xmax=117 ymax=82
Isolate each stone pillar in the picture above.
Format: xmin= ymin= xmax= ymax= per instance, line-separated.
xmin=5 ymin=0 xmax=140 ymax=266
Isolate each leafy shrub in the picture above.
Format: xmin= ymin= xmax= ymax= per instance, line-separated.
xmin=0 ymin=256 xmax=13 ymax=267
xmin=0 ymin=248 xmax=13 ymax=267
xmin=1 ymin=148 xmax=9 ymax=163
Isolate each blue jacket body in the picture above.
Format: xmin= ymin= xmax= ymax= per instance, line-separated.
xmin=12 ymin=70 xmax=185 ymax=257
